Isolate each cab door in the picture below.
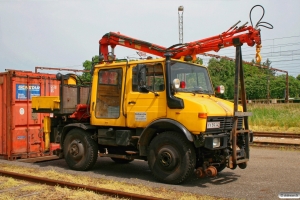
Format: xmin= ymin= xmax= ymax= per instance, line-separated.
xmin=126 ymin=62 xmax=167 ymax=128
xmin=91 ymin=67 xmax=126 ymax=126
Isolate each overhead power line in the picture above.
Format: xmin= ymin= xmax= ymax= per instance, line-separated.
xmin=263 ymin=35 xmax=300 ymax=41
xmin=218 ymin=42 xmax=300 ymax=54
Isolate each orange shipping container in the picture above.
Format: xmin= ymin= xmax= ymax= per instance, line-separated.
xmin=0 ymin=70 xmax=60 ymax=160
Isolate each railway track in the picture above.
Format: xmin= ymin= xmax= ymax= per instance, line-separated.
xmin=253 ymin=131 xmax=300 ymax=139
xmin=252 ymin=131 xmax=300 ymax=147
xmin=0 ymin=131 xmax=298 ymax=199
xmin=0 ymin=169 xmax=164 ymax=200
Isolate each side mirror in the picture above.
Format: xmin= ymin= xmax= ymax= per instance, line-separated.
xmin=137 ymin=64 xmax=149 ymax=93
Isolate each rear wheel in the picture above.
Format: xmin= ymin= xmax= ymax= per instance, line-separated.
xmin=147 ymin=131 xmax=196 ymax=184
xmin=63 ymin=128 xmax=98 ymax=171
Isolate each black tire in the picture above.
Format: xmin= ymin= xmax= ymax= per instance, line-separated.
xmin=63 ymin=128 xmax=98 ymax=171
xmin=147 ymin=131 xmax=196 ymax=184
xmin=111 ymin=157 xmax=134 ymax=164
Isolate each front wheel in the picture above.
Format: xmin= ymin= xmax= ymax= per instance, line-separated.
xmin=147 ymin=131 xmax=196 ymax=184
xmin=63 ymin=128 xmax=98 ymax=171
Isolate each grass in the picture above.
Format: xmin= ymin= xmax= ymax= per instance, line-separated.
xmin=247 ymin=103 xmax=300 ymax=133
xmin=0 ymin=177 xmax=23 ymax=190
xmin=0 ymin=176 xmax=118 ymax=200
xmin=0 ymin=163 xmax=227 ymax=200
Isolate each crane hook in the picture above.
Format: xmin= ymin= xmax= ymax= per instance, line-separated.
xmin=255 ymin=44 xmax=262 ymax=63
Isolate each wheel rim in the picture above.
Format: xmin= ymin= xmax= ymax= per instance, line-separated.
xmin=207 ymin=166 xmax=218 ymax=177
xmin=69 ymin=139 xmax=84 ymax=161
xmin=157 ymin=146 xmax=179 ymax=171
xmin=159 ymin=151 xmax=173 ymax=167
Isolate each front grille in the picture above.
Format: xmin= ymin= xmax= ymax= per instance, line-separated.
xmin=206 ymin=117 xmax=243 ymax=133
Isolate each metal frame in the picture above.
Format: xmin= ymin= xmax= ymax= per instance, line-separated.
xmin=231 ymin=38 xmax=251 ymax=167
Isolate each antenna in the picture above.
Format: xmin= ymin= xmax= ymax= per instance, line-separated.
xmin=178 ymin=6 xmax=184 ymax=44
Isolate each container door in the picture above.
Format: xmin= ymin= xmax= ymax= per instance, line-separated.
xmin=11 ymin=75 xmax=43 ymax=157
xmin=0 ymin=74 xmax=7 ymax=155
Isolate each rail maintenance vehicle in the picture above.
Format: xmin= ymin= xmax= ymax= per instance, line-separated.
xmin=32 ymin=5 xmax=273 ymax=184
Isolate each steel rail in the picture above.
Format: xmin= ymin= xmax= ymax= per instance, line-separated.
xmin=253 ymin=141 xmax=300 ymax=146
xmin=0 ymin=169 xmax=165 ymax=200
xmin=253 ymin=132 xmax=300 ymax=139
xmin=252 ymin=131 xmax=300 ymax=148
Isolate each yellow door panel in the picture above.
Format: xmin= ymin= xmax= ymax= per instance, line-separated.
xmin=126 ymin=62 xmax=166 ymax=127
xmin=126 ymin=92 xmax=166 ymax=127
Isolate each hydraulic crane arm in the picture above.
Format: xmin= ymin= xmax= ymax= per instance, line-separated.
xmin=99 ymin=32 xmax=167 ymax=60
xmin=169 ymin=25 xmax=261 ymax=59
xmin=99 ymin=25 xmax=261 ymax=61
xmin=99 ymin=5 xmax=272 ymax=62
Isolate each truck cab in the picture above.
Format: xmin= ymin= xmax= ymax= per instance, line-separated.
xmin=33 ymin=55 xmax=251 ymax=184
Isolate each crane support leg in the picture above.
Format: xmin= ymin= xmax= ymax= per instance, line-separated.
xmin=230 ymin=38 xmax=251 ymax=168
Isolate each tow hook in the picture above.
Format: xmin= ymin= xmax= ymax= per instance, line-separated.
xmin=195 ymin=166 xmax=218 ymax=178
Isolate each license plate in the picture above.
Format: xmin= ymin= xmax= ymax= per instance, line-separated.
xmin=207 ymin=122 xmax=220 ymax=129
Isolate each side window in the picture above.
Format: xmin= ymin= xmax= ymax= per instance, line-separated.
xmin=132 ymin=63 xmax=164 ymax=92
xmin=95 ymin=68 xmax=122 ymax=119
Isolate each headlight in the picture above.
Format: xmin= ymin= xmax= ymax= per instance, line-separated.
xmin=172 ymin=78 xmax=180 ymax=89
xmin=213 ymin=138 xmax=220 ymax=148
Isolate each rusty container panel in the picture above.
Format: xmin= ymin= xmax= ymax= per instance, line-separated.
xmin=0 ymin=70 xmax=60 ymax=160
xmin=80 ymin=86 xmax=89 ymax=104
xmin=62 ymin=85 xmax=78 ymax=114
xmin=60 ymin=85 xmax=90 ymax=114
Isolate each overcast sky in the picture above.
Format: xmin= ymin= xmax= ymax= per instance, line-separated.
xmin=1 ymin=0 xmax=300 ymax=77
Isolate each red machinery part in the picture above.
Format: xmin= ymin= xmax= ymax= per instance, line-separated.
xmin=99 ymin=26 xmax=261 ymax=61
xmin=195 ymin=167 xmax=206 ymax=178
xmin=206 ymin=166 xmax=218 ymax=177
xmin=99 ymin=5 xmax=273 ymax=62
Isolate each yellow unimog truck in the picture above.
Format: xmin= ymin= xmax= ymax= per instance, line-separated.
xmin=32 ymin=10 xmax=273 ymax=183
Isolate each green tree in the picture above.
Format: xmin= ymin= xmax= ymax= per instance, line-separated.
xmin=80 ymin=55 xmax=99 ymax=83
xmin=208 ymin=58 xmax=244 ymax=99
xmin=288 ymin=76 xmax=300 ymax=98
xmin=269 ymin=75 xmax=286 ymax=99
xmin=195 ymin=57 xmax=203 ymax=65
xmin=207 ymin=57 xmax=278 ymax=100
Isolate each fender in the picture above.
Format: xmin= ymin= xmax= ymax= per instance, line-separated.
xmin=138 ymin=118 xmax=194 ymax=156
xmin=59 ymin=123 xmax=96 ymax=147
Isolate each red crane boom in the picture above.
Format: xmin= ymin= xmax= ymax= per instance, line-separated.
xmin=99 ymin=24 xmax=261 ymax=61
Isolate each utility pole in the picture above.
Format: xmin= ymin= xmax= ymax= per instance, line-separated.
xmin=178 ymin=6 xmax=184 ymax=44
xmin=267 ymin=74 xmax=270 ymax=103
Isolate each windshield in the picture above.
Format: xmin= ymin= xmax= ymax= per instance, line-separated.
xmin=170 ymin=61 xmax=214 ymax=94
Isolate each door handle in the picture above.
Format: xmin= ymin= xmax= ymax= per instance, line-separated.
xmin=128 ymin=101 xmax=136 ymax=105
xmin=92 ymin=102 xmax=95 ymax=111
